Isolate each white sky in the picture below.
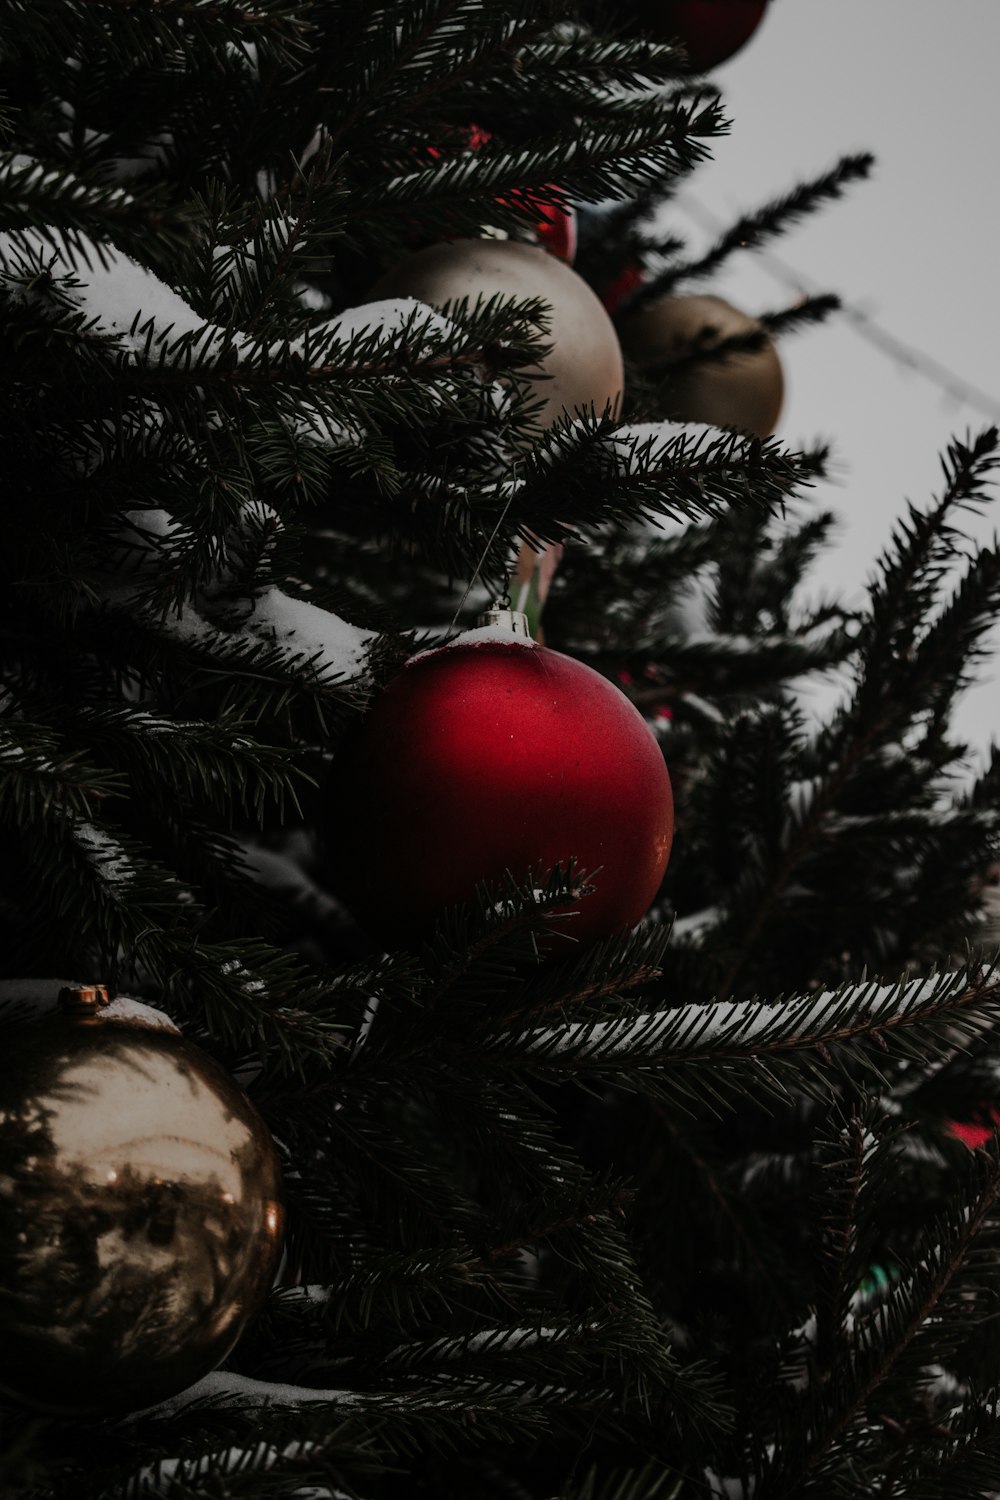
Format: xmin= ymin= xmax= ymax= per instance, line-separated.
xmin=673 ymin=0 xmax=1000 ymax=767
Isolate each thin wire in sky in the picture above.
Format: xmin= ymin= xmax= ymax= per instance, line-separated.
xmin=675 ymin=192 xmax=1000 ymax=426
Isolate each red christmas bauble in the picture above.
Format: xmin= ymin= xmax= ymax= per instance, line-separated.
xmin=329 ymin=627 xmax=674 ymax=946
xmin=532 ymin=196 xmax=577 ymax=264
xmin=633 ymin=0 xmax=768 ymax=72
xmin=949 ymin=1109 xmax=1000 ymax=1149
xmin=422 ymin=124 xmax=576 ymax=263
xmin=601 ymin=261 xmax=645 ymax=315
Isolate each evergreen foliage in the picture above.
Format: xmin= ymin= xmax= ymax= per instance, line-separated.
xmin=2 ymin=3 xmax=1000 ymax=1498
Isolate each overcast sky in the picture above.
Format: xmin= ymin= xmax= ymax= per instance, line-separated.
xmin=673 ymin=0 xmax=1000 ymax=768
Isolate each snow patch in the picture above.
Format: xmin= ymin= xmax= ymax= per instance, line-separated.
xmin=219 ymin=957 xmax=269 ymax=998
xmin=325 ymin=296 xmax=454 ymax=345
xmin=122 ymin=508 xmax=186 ymax=542
xmin=131 ymin=1438 xmax=323 ymax=1496
xmin=74 ymin=823 xmax=136 ymax=887
xmin=282 ymin=396 xmax=358 ymax=451
xmin=0 ymin=155 xmax=120 ymax=211
xmin=279 ymin=1284 xmax=333 ymax=1309
xmin=245 ymin=586 xmax=372 ymax=680
xmin=290 ymin=1489 xmax=350 ymax=1500
xmin=413 ymin=624 xmax=537 ymax=661
xmin=239 ymin=844 xmax=342 ymax=923
xmin=0 ymin=227 xmax=236 ymax=361
xmin=296 ymin=282 xmax=333 ymax=313
xmin=352 ymin=994 xmax=380 ymax=1060
xmin=131 ymin=1370 xmax=363 ymax=1419
xmin=610 ymin=420 xmax=717 ymax=472
xmin=679 ymin=690 xmax=724 ymax=724
xmin=503 ymin=971 xmax=965 ymax=1061
xmin=101 ymin=994 xmax=180 ymax=1034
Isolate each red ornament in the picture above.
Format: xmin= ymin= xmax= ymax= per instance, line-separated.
xmin=422 ymin=124 xmax=576 ymax=262
xmin=949 ymin=1109 xmax=1000 ymax=1149
xmin=601 ymin=261 xmax=645 ymax=315
xmin=529 ymin=194 xmax=577 ymax=264
xmin=658 ymin=0 xmax=768 ymax=72
xmin=329 ymin=615 xmax=674 ymax=946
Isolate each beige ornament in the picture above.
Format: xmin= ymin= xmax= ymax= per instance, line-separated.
xmin=370 ymin=238 xmax=624 ymax=430
xmin=621 ymin=292 xmax=783 ymax=438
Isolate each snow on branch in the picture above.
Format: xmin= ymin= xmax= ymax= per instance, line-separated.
xmin=129 ymin=1437 xmax=337 ymax=1500
xmin=609 ymin=420 xmax=719 ymax=471
xmin=113 ymin=586 xmax=374 ymax=692
xmin=129 ymin=1370 xmax=364 ymax=1421
xmin=0 ymin=226 xmax=230 ymax=357
xmin=383 ymin=1323 xmax=593 ymax=1369
xmin=491 ymin=966 xmax=1000 ymax=1067
xmin=510 ymin=413 xmax=812 ymax=538
xmin=243 ymin=586 xmax=373 ymax=682
xmin=73 ymin=821 xmax=139 ymax=889
xmin=0 ymin=152 xmax=138 ymax=217
xmin=0 ymin=226 xmax=465 ymax=379
xmin=107 ymin=506 xmax=374 ymax=683
xmin=129 ymin=1364 xmax=580 ymax=1423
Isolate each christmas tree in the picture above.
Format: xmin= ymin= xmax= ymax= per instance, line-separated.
xmin=3 ymin=3 xmax=1000 ymax=1496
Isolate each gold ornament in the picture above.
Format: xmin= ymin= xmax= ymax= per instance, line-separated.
xmin=369 ymin=238 xmax=624 ymax=429
xmin=0 ymin=984 xmax=284 ymax=1416
xmin=620 ymin=292 xmax=784 ymax=438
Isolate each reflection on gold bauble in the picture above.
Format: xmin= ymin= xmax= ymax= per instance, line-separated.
xmin=0 ymin=985 xmax=284 ymax=1416
xmin=369 ymin=238 xmax=624 ymax=429
xmin=620 ymin=292 xmax=783 ymax=438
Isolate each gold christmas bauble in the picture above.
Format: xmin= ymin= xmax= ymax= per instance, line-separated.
xmin=0 ymin=985 xmax=284 ymax=1416
xmin=620 ymin=292 xmax=783 ymax=438
xmin=369 ymin=238 xmax=624 ymax=429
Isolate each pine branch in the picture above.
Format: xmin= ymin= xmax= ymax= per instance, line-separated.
xmin=322 ymin=0 xmax=540 ymax=146
xmin=512 ymin=419 xmax=817 ymax=537
xmin=633 ymin=297 xmax=839 ymax=396
xmin=704 ymin=429 xmax=1000 ymax=1000
xmin=849 ymin=427 xmax=1000 ymax=732
xmin=485 ymin=965 xmax=1000 ymax=1114
xmin=616 ymin=625 xmax=849 ymax=703
xmin=559 ymin=1463 xmax=686 ymax=1500
xmin=3 ymin=0 xmax=316 ymax=69
xmin=0 ymin=718 xmax=126 ymax=820
xmin=759 ymin=293 xmax=841 ymax=339
xmin=759 ymin=1151 xmax=1000 ymax=1499
xmin=642 ymin=1101 xmax=801 ymax=1324
xmin=69 ymin=705 xmax=310 ymax=824
xmin=0 ymin=153 xmax=187 ymax=256
xmin=361 ymin=102 xmax=722 ymax=230
xmin=642 ymin=154 xmax=875 ymax=299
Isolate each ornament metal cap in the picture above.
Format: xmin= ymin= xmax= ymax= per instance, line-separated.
xmin=57 ymin=983 xmax=111 ymax=1016
xmin=477 ymin=601 xmax=531 ymax=638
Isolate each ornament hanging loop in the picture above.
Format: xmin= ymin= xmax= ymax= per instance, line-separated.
xmin=477 ymin=600 xmax=532 ymax=638
xmin=57 ymin=983 xmax=110 ymax=1017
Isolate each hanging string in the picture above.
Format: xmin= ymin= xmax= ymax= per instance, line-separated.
xmin=674 ymin=191 xmax=1000 ymax=424
xmin=447 ymin=491 xmax=517 ymax=635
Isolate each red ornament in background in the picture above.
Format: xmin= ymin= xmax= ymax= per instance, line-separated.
xmin=424 ymin=124 xmax=576 ymax=262
xmin=529 ymin=193 xmax=577 ymax=264
xmin=329 ymin=609 xmax=674 ymax=947
xmin=671 ymin=0 xmax=767 ymax=71
xmin=601 ymin=261 xmax=645 ymax=315
xmin=648 ymin=0 xmax=768 ymax=72
xmin=949 ymin=1110 xmax=1000 ymax=1149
